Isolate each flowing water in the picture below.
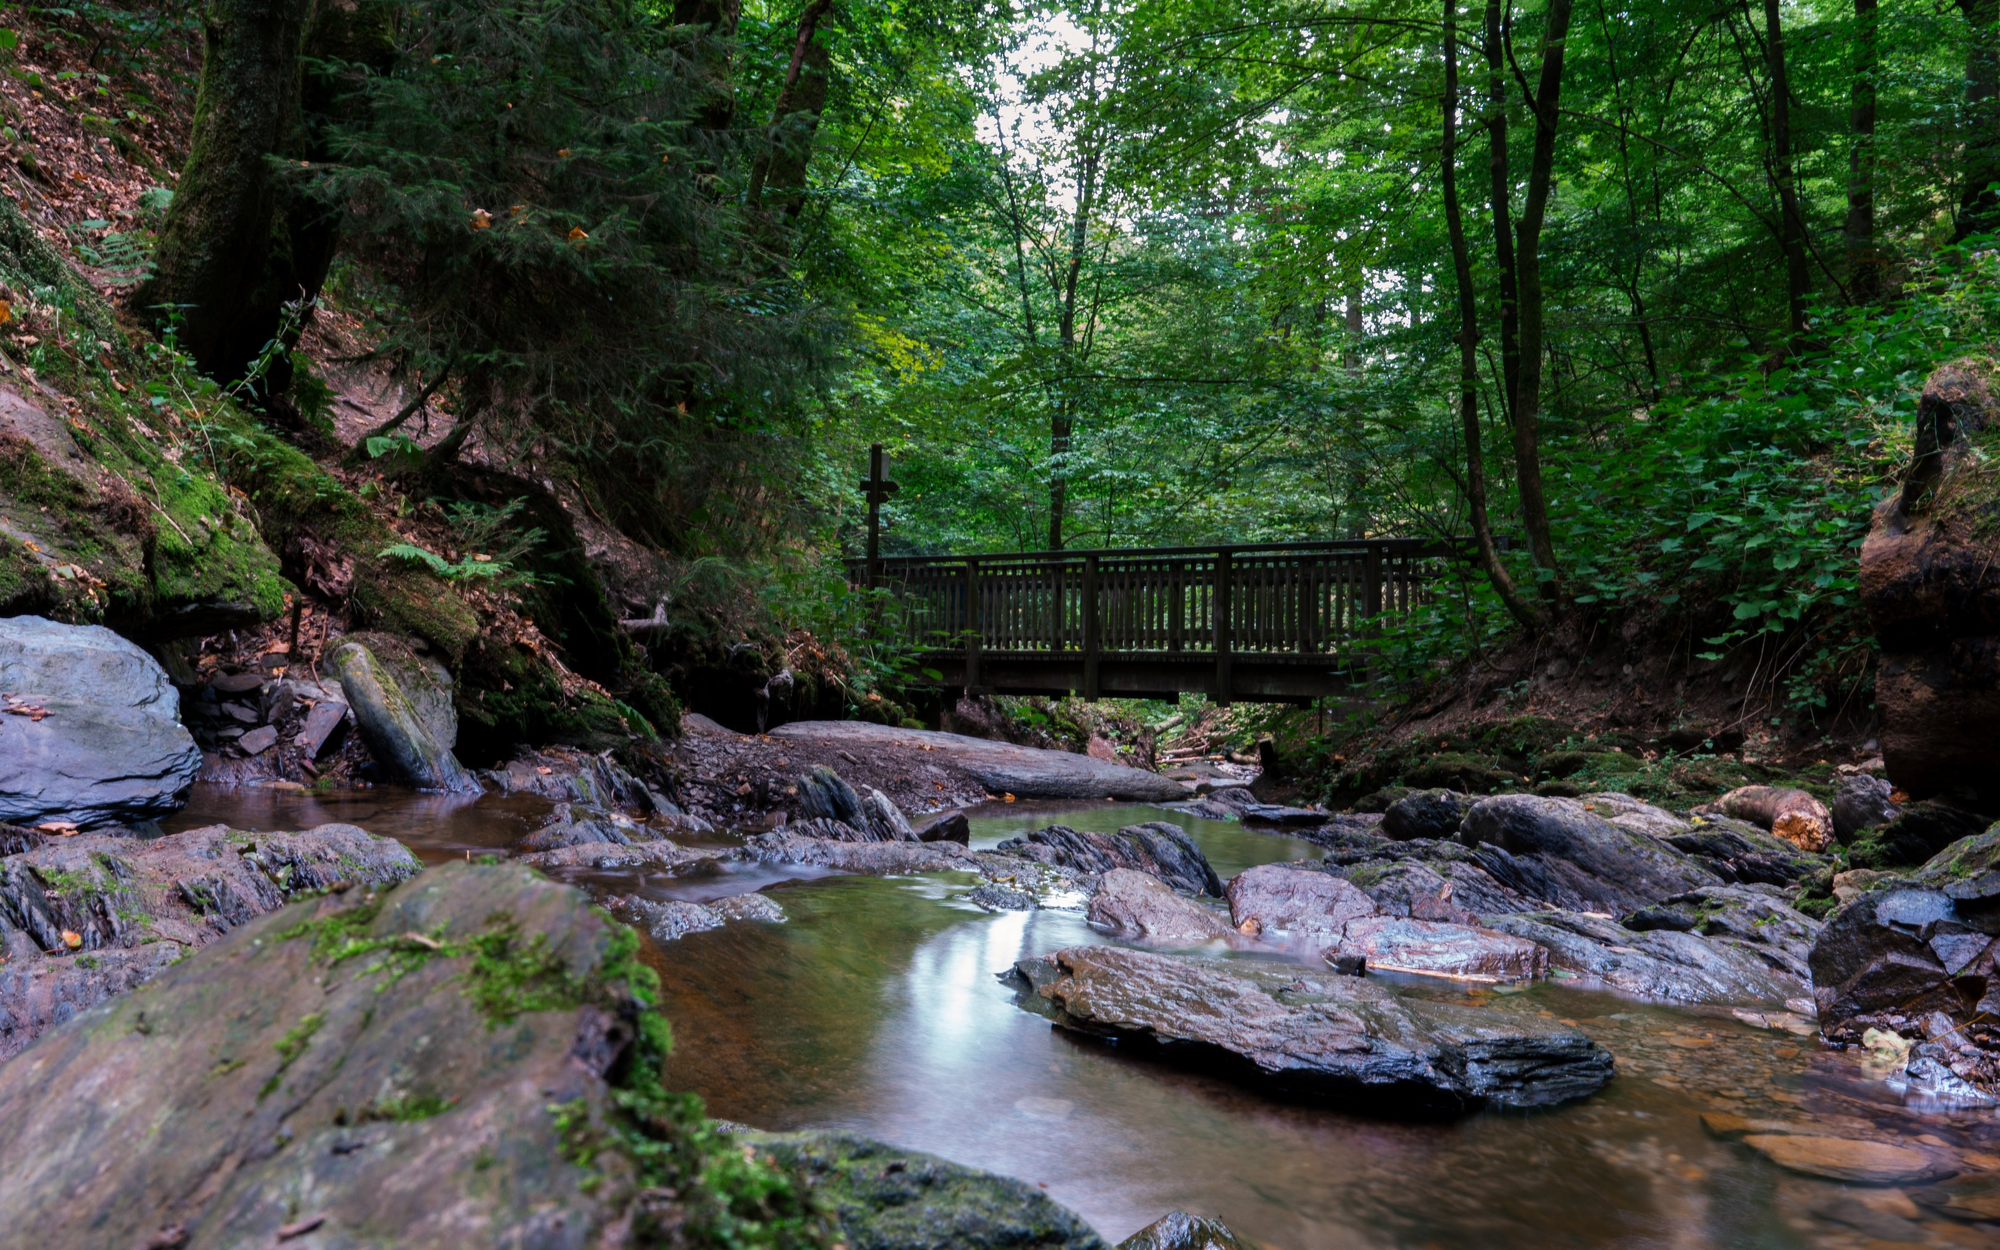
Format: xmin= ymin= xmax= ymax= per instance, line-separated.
xmin=168 ymin=788 xmax=2000 ymax=1249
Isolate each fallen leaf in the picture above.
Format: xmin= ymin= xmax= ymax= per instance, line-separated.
xmin=61 ymin=930 xmax=81 ymax=949
xmin=470 ymin=208 xmax=491 ymax=230
xmin=567 ymin=226 xmax=588 ymax=243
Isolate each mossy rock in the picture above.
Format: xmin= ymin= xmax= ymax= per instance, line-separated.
xmin=1845 ymin=800 xmax=1991 ymax=870
xmin=1914 ymin=825 xmax=2000 ymax=883
xmin=1406 ymin=752 xmax=1516 ymax=794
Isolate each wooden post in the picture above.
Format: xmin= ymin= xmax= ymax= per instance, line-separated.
xmin=1214 ymin=547 xmax=1234 ymax=706
xmin=1082 ymin=552 xmax=1101 ymax=700
xmin=1362 ymin=543 xmax=1384 ymax=619
xmin=964 ymin=557 xmax=981 ymax=690
xmin=860 ymin=443 xmax=898 ymax=588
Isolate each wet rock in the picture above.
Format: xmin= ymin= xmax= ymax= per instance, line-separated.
xmin=0 ymin=861 xmax=809 ymax=1248
xmin=1736 ymin=1134 xmax=1957 ymax=1185
xmin=770 ymin=721 xmax=1187 ymax=801
xmin=1657 ymin=816 xmax=1824 ymax=886
xmin=1009 ymin=945 xmax=1613 ymax=1113
xmin=0 ymin=822 xmax=419 ymax=1060
xmin=967 ymin=883 xmax=1039 ymax=912
xmin=1696 ymin=786 xmax=1834 ymax=853
xmin=517 ymin=803 xmax=660 ymax=852
xmin=623 ymin=891 xmax=785 ymax=943
xmin=797 ymin=765 xmax=917 ymax=841
xmin=484 ymin=746 xmax=671 ymax=815
xmin=1481 ymin=910 xmax=1806 ymax=1005
xmin=1225 ymin=863 xmax=1378 ymax=945
xmin=516 ymin=837 xmax=731 ymax=876
xmin=233 ymin=723 xmax=278 ymax=756
xmin=1236 ymin=804 xmax=1327 ymax=826
xmin=995 ymin=823 xmax=1222 ymax=897
xmin=1834 ymin=774 xmax=1900 ymax=843
xmin=0 ymin=615 xmax=202 ymax=827
xmin=1335 ymin=916 xmax=1547 ymax=982
xmin=743 ymin=831 xmax=974 ymax=875
xmin=1458 ymin=794 xmax=1719 ymax=913
xmin=914 ymin=810 xmax=971 ymax=844
xmin=1808 ymin=833 xmax=2000 ymax=1093
xmin=1381 ymin=789 xmax=1470 ymax=841
xmin=1116 ymin=1211 xmax=1256 ymax=1250
xmin=326 ymin=632 xmax=477 ymax=793
xmin=1088 ymin=868 xmax=1235 ymax=943
xmin=743 ymin=1130 xmax=1109 ymax=1250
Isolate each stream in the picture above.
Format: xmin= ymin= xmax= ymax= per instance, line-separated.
xmin=165 ymin=788 xmax=1998 ymax=1249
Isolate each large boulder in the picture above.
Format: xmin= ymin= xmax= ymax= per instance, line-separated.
xmin=326 ymin=632 xmax=477 ymax=793
xmin=0 ymin=615 xmax=202 ymax=827
xmin=995 ymin=823 xmax=1222 ymax=897
xmin=1859 ymin=356 xmax=2000 ymax=800
xmin=1380 ymin=789 xmax=1471 ymax=841
xmin=0 ymin=861 xmax=839 ymax=1248
xmin=1457 ymin=794 xmax=1719 ymax=913
xmin=1009 ymin=945 xmax=1613 ymax=1113
xmin=1225 ymin=862 xmax=1379 ymax=944
xmin=0 ymin=822 xmax=419 ymax=1060
xmin=1087 ymin=868 xmax=1236 ymax=943
xmin=1655 ymin=816 xmax=1825 ymax=886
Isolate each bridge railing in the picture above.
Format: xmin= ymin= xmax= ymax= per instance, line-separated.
xmin=847 ymin=538 xmax=1459 ymax=669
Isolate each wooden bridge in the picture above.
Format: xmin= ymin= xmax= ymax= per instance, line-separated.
xmin=850 ymin=538 xmax=1464 ymax=705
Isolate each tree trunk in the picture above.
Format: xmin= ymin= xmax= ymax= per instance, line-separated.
xmin=137 ymin=0 xmax=312 ymax=384
xmin=1847 ymin=0 xmax=1880 ymax=300
xmin=1443 ymin=0 xmax=1538 ymax=631
xmin=1958 ymin=0 xmax=2000 ymax=240
xmin=1764 ymin=0 xmax=1810 ymax=337
xmin=1511 ymin=0 xmax=1572 ymax=591
xmin=1483 ymin=0 xmax=1520 ymax=426
xmin=674 ymin=0 xmax=741 ymax=138
xmin=1344 ymin=286 xmax=1364 ymax=374
xmin=746 ymin=0 xmax=833 ymax=215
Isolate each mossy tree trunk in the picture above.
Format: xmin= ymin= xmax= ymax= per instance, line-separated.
xmin=138 ymin=0 xmax=390 ymax=393
xmin=136 ymin=0 xmax=312 ymax=384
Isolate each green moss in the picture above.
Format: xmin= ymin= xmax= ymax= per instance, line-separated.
xmin=362 ymin=1092 xmax=454 ymax=1121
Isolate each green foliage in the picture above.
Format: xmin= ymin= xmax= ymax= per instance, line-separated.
xmin=304 ymin=0 xmax=832 ymax=554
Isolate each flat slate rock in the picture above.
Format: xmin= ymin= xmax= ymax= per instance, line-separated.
xmin=621 ymin=891 xmax=785 ymax=943
xmin=742 ymin=831 xmax=976 ymax=875
xmin=996 ymin=822 xmax=1222 ymax=896
xmin=1459 ymin=794 xmax=1721 ymax=914
xmin=770 ymin=721 xmax=1186 ymax=801
xmin=0 ymin=615 xmax=203 ymax=827
xmin=1010 ymin=945 xmax=1613 ymax=1113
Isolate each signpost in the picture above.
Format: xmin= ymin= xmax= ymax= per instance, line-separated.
xmin=860 ymin=443 xmax=898 ymax=588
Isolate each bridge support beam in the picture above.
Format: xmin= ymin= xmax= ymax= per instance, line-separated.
xmin=1082 ymin=553 xmax=1100 ymax=700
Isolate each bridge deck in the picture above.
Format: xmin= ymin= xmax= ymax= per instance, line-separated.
xmin=853 ymin=539 xmax=1461 ymax=704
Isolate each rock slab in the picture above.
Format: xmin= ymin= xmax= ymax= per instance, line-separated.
xmin=770 ymin=721 xmax=1186 ymax=801
xmin=997 ymin=822 xmax=1222 ymax=896
xmin=0 ymin=614 xmax=202 ymax=826
xmin=1011 ymin=945 xmax=1613 ymax=1113
xmin=1088 ymin=868 xmax=1236 ymax=943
